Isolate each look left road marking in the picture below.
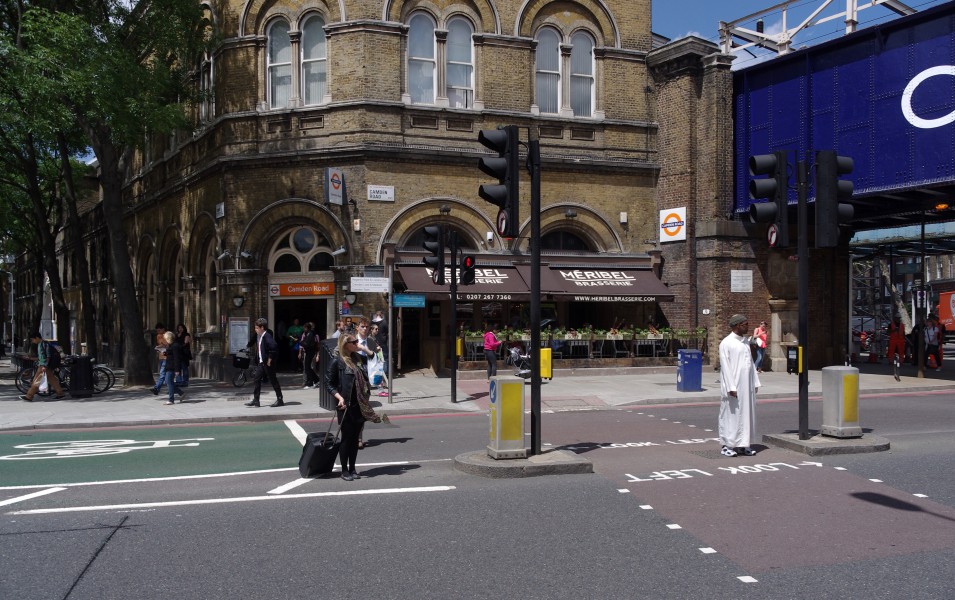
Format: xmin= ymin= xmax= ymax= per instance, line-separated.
xmin=0 ymin=487 xmax=66 ymax=507
xmin=7 ymin=486 xmax=456 ymax=515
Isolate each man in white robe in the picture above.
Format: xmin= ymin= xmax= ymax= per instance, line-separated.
xmin=718 ymin=314 xmax=761 ymax=457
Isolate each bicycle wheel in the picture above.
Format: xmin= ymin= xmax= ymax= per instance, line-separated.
xmin=16 ymin=367 xmax=35 ymax=394
xmin=57 ymin=367 xmax=71 ymax=392
xmin=232 ymin=368 xmax=248 ymax=387
xmin=92 ymin=366 xmax=115 ymax=392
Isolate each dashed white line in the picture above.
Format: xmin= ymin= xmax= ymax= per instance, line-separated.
xmin=834 ymin=467 xmax=847 ymax=470
xmin=267 ymin=478 xmax=312 ymax=495
xmin=0 ymin=487 xmax=67 ymax=507
xmin=699 ymin=547 xmax=717 ymax=554
xmin=639 ymin=505 xmax=653 ymax=510
xmin=618 ymin=489 xmax=630 ymax=494
xmin=737 ymin=576 xmax=758 ymax=583
xmin=914 ymin=493 xmax=928 ymax=498
xmin=666 ymin=524 xmax=682 ymax=530
xmin=870 ymin=479 xmax=883 ymax=483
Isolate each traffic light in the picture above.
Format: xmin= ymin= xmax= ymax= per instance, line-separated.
xmin=422 ymin=225 xmax=445 ymax=285
xmin=478 ymin=125 xmax=520 ymax=238
xmin=815 ymin=150 xmax=854 ymax=248
xmin=460 ymin=255 xmax=476 ymax=285
xmin=747 ymin=150 xmax=789 ymax=247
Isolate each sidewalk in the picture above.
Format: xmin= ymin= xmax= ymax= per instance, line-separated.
xmin=1 ymin=357 xmax=952 ymax=431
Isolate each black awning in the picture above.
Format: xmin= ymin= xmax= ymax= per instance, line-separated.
xmin=533 ymin=266 xmax=673 ymax=302
xmin=396 ymin=264 xmax=531 ymax=301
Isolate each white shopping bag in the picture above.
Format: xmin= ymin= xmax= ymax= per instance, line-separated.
xmin=38 ymin=372 xmax=49 ymax=393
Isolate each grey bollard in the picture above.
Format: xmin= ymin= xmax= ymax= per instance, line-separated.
xmin=821 ymin=366 xmax=862 ymax=438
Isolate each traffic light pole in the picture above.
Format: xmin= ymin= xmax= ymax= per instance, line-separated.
xmin=797 ymin=155 xmax=810 ymax=440
xmin=529 ymin=132 xmax=542 ymax=456
xmin=450 ymin=230 xmax=458 ymax=404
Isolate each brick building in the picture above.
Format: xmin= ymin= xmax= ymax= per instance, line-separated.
xmin=19 ymin=0 xmax=784 ymax=377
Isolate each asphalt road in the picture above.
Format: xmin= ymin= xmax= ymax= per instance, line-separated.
xmin=1 ymin=392 xmax=953 ymax=599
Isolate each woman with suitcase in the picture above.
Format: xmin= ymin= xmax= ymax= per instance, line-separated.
xmin=327 ymin=334 xmax=371 ymax=481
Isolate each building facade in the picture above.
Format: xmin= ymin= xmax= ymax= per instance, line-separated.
xmin=20 ymin=0 xmax=771 ymax=377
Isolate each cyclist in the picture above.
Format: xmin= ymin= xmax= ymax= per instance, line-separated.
xmin=20 ymin=331 xmax=65 ymax=401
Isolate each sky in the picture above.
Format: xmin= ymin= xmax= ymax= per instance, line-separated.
xmin=651 ymin=0 xmax=952 ymax=70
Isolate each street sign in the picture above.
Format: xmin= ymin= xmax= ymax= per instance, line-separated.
xmin=393 ymin=293 xmax=426 ymax=308
xmin=350 ymin=276 xmax=389 ymax=292
xmin=767 ymin=224 xmax=778 ymax=247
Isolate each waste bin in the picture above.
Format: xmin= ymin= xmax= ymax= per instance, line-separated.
xmin=69 ymin=355 xmax=94 ymax=398
xmin=539 ymin=347 xmax=553 ymax=380
xmin=676 ymin=349 xmax=703 ymax=392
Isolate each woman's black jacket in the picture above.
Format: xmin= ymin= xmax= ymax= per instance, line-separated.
xmin=325 ymin=354 xmax=367 ymax=415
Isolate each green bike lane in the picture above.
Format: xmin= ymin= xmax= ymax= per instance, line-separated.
xmin=0 ymin=422 xmax=304 ymax=488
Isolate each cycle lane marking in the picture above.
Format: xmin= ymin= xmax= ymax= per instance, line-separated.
xmin=7 ymin=485 xmax=457 ymax=515
xmin=0 ymin=487 xmax=67 ymax=507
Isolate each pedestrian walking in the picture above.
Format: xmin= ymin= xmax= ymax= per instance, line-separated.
xmin=368 ymin=322 xmax=389 ymax=397
xmin=300 ymin=322 xmax=319 ymax=388
xmin=20 ymin=331 xmax=65 ymax=401
xmin=150 ymin=323 xmax=169 ymax=395
xmin=718 ymin=314 xmax=761 ymax=457
xmin=175 ymin=323 xmax=192 ymax=387
xmin=887 ymin=314 xmax=907 ymax=363
xmin=246 ymin=317 xmax=284 ymax=407
xmin=924 ymin=315 xmax=942 ymax=370
xmin=372 ymin=309 xmax=389 ymax=376
xmin=326 ymin=334 xmax=388 ymax=481
xmin=484 ymin=323 xmax=502 ymax=381
xmin=162 ymin=331 xmax=186 ymax=405
xmin=330 ymin=320 xmax=346 ymax=339
xmin=753 ymin=320 xmax=768 ymax=373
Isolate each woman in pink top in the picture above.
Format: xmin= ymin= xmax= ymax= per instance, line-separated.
xmin=753 ymin=320 xmax=768 ymax=373
xmin=484 ymin=324 xmax=502 ymax=381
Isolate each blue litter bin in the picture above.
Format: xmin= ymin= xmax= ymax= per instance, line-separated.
xmin=677 ymin=349 xmax=703 ymax=392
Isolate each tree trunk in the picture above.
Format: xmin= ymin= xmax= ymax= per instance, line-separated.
xmin=58 ymin=133 xmax=98 ymax=359
xmin=23 ymin=135 xmax=71 ymax=351
xmin=90 ymin=133 xmax=153 ymax=385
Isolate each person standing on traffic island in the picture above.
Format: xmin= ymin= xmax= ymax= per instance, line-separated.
xmin=718 ymin=314 xmax=760 ymax=457
xmin=327 ymin=334 xmax=369 ymax=481
xmin=484 ymin=323 xmax=502 ymax=381
xmin=246 ymin=318 xmax=284 ymax=407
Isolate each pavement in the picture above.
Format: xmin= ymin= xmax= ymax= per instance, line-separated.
xmin=2 ymin=356 xmax=952 ymax=472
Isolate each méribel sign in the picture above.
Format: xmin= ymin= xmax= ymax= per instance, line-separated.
xmin=733 ymin=3 xmax=955 ymax=213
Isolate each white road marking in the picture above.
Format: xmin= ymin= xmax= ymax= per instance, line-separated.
xmin=699 ymin=547 xmax=717 ymax=554
xmin=639 ymin=505 xmax=653 ymax=510
xmin=666 ymin=524 xmax=682 ymax=530
xmin=0 ymin=459 xmax=451 ymax=491
xmin=268 ymin=478 xmax=312 ymax=495
xmin=738 ymin=576 xmax=758 ymax=583
xmin=914 ymin=493 xmax=928 ymax=498
xmin=834 ymin=467 xmax=847 ymax=470
xmin=284 ymin=420 xmax=308 ymax=445
xmin=617 ymin=489 xmax=630 ymax=493
xmin=8 ymin=486 xmax=457 ymax=515
xmin=870 ymin=479 xmax=883 ymax=483
xmin=0 ymin=487 xmax=67 ymax=507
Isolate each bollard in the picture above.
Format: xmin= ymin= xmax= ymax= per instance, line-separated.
xmin=487 ymin=376 xmax=527 ymax=459
xmin=821 ymin=366 xmax=862 ymax=438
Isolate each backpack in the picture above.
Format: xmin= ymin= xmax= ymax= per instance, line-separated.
xmin=302 ymin=331 xmax=317 ymax=351
xmin=43 ymin=341 xmax=62 ymax=369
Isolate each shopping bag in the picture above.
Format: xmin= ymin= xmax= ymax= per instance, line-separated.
xmin=38 ymin=372 xmax=49 ymax=393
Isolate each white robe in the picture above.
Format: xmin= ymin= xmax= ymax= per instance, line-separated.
xmin=718 ymin=332 xmax=761 ymax=448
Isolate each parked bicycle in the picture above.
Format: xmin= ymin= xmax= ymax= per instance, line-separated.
xmin=16 ymin=355 xmax=115 ymax=395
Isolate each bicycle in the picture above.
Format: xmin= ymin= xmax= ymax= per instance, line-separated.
xmin=16 ymin=359 xmax=71 ymax=397
xmin=231 ymin=349 xmax=255 ymax=387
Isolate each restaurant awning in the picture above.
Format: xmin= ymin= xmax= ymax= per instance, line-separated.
xmin=396 ymin=262 xmax=673 ymax=303
xmin=532 ymin=266 xmax=674 ymax=302
xmin=396 ymin=263 xmax=532 ymax=301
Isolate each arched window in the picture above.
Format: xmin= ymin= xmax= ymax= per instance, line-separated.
xmin=408 ymin=14 xmax=436 ymax=105
xmin=446 ymin=18 xmax=474 ymax=108
xmin=406 ymin=224 xmax=477 ymax=250
xmin=301 ymin=16 xmax=327 ymax=105
xmin=535 ymin=29 xmax=560 ymax=114
xmin=541 ymin=230 xmax=591 ymax=252
xmin=570 ymin=32 xmax=594 ymax=117
xmin=267 ymin=20 xmax=292 ymax=108
xmin=270 ymin=227 xmax=336 ymax=273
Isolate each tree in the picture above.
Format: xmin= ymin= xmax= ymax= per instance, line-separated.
xmin=10 ymin=1 xmax=212 ymax=383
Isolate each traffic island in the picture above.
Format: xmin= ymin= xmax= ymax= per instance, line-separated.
xmin=453 ymin=449 xmax=593 ymax=478
xmin=763 ymin=431 xmax=890 ymax=456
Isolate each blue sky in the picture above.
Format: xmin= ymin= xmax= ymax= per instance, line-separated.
xmin=652 ymin=0 xmax=951 ymax=69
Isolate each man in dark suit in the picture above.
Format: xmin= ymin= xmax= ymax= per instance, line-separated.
xmin=246 ymin=317 xmax=284 ymax=407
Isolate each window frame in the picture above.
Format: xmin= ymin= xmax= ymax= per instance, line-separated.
xmin=300 ymin=15 xmax=328 ymax=106
xmin=569 ymin=31 xmax=595 ymax=118
xmin=408 ymin=12 xmax=437 ymax=105
xmin=445 ymin=17 xmax=474 ymax=109
xmin=535 ymin=27 xmax=562 ymax=115
xmin=267 ymin=19 xmax=292 ymax=109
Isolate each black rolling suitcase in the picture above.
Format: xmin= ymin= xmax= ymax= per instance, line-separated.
xmin=298 ymin=413 xmax=343 ymax=477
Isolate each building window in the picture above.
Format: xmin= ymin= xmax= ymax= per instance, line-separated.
xmin=199 ymin=51 xmax=214 ymax=123
xmin=408 ymin=13 xmax=436 ymax=105
xmin=446 ymin=18 xmax=473 ymax=108
xmin=570 ymin=32 xmax=594 ymax=118
xmin=535 ymin=28 xmax=595 ymax=118
xmin=301 ymin=16 xmax=327 ymax=105
xmin=535 ymin=28 xmax=560 ymax=114
xmin=270 ymin=227 xmax=336 ymax=274
xmin=267 ymin=20 xmax=292 ymax=109
xmin=541 ymin=230 xmax=591 ymax=252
